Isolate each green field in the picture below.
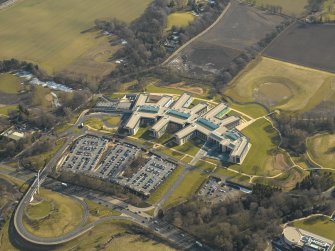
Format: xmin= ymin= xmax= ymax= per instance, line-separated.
xmin=60 ymin=220 xmax=175 ymax=251
xmin=166 ymin=12 xmax=195 ymax=30
xmin=293 ymin=215 xmax=335 ymax=241
xmin=172 ymin=138 xmax=203 ymax=157
xmin=0 ymin=0 xmax=151 ymax=74
xmin=0 ymin=104 xmax=17 ymax=116
xmin=229 ymin=118 xmax=288 ymax=177
xmin=307 ymin=133 xmax=335 ymax=169
xmin=105 ymin=116 xmax=121 ymax=127
xmin=322 ymin=0 xmax=335 ymax=21
xmin=246 ymin=0 xmax=308 ymax=16
xmin=164 ymin=170 xmax=207 ymax=208
xmin=225 ymin=57 xmax=335 ymax=112
xmin=0 ymin=73 xmax=22 ymax=94
xmin=23 ymin=190 xmax=84 ymax=238
xmin=25 ymin=200 xmax=53 ymax=219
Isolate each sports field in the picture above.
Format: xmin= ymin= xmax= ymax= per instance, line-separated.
xmin=225 ymin=57 xmax=335 ymax=112
xmin=249 ymin=0 xmax=308 ymax=17
xmin=166 ymin=12 xmax=195 ymax=30
xmin=0 ymin=0 xmax=151 ymax=75
xmin=307 ymin=133 xmax=335 ymax=169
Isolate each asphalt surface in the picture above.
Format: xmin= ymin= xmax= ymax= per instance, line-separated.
xmin=10 ymin=111 xmax=209 ymax=250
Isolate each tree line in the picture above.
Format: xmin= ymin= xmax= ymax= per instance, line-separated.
xmin=164 ymin=177 xmax=335 ymax=251
xmin=95 ymin=0 xmax=229 ymax=91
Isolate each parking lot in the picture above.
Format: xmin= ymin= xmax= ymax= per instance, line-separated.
xmin=198 ymin=176 xmax=241 ymax=204
xmin=120 ymin=155 xmax=177 ymax=196
xmin=96 ymin=143 xmax=139 ymax=178
xmin=60 ymin=135 xmax=108 ymax=172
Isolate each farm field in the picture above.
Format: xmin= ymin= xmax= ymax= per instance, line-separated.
xmin=306 ymin=133 xmax=335 ymax=169
xmin=225 ymin=57 xmax=335 ymax=112
xmin=246 ymin=0 xmax=308 ymax=17
xmin=264 ymin=22 xmax=335 ymax=73
xmin=293 ymin=215 xmax=335 ymax=241
xmin=0 ymin=0 xmax=151 ymax=76
xmin=166 ymin=12 xmax=195 ymax=30
xmin=178 ymin=1 xmax=285 ymax=75
xmin=229 ymin=118 xmax=289 ymax=177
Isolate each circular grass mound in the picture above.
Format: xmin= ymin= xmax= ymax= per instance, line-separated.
xmin=23 ymin=190 xmax=84 ymax=238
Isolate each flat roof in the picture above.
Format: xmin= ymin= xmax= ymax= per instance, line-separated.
xmin=151 ymin=117 xmax=169 ymax=132
xmin=231 ymin=137 xmax=249 ymax=157
xmin=172 ymin=93 xmax=192 ymax=109
xmin=138 ymin=105 xmax=159 ymax=113
xmin=175 ymin=124 xmax=197 ymax=139
xmin=221 ymin=116 xmax=240 ymax=127
xmin=167 ymin=109 xmax=191 ymax=120
xmin=204 ymin=103 xmax=227 ymax=120
xmin=133 ymin=94 xmax=148 ymax=108
xmin=157 ymin=95 xmax=173 ymax=107
xmin=196 ymin=118 xmax=219 ymax=131
xmin=190 ymin=103 xmax=207 ymax=114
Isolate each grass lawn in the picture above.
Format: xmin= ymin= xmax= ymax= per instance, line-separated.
xmin=172 ymin=138 xmax=204 ymax=157
xmin=293 ymin=215 xmax=335 ymax=241
xmin=85 ymin=199 xmax=121 ymax=222
xmin=25 ymin=200 xmax=53 ymax=219
xmin=253 ymin=166 xmax=308 ymax=191
xmin=85 ymin=117 xmax=104 ymax=130
xmin=26 ymin=138 xmax=66 ymax=170
xmin=181 ymin=155 xmax=193 ymax=164
xmin=23 ymin=189 xmax=84 ymax=238
xmin=0 ymin=73 xmax=22 ymax=94
xmin=249 ymin=0 xmax=308 ymax=17
xmin=306 ymin=133 xmax=335 ymax=170
xmin=226 ymin=99 xmax=268 ymax=119
xmin=225 ymin=57 xmax=335 ymax=113
xmin=164 ymin=170 xmax=207 ymax=209
xmin=0 ymin=105 xmax=17 ymax=116
xmin=105 ymin=115 xmax=121 ymax=127
xmin=0 ymin=0 xmax=151 ymax=74
xmin=145 ymin=83 xmax=185 ymax=95
xmin=60 ymin=220 xmax=175 ymax=251
xmin=157 ymin=146 xmax=185 ymax=160
xmin=147 ymin=166 xmax=185 ymax=205
xmin=166 ymin=12 xmax=195 ymax=30
xmin=229 ymin=118 xmax=282 ymax=177
xmin=195 ymin=160 xmax=216 ymax=172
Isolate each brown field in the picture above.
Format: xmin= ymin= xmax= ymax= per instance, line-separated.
xmin=264 ymin=22 xmax=335 ymax=73
xmin=174 ymin=1 xmax=285 ymax=76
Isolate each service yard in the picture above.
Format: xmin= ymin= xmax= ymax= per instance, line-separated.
xmin=264 ymin=22 xmax=335 ymax=73
xmin=172 ymin=1 xmax=285 ymax=75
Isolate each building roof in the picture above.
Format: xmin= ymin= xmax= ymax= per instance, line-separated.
xmin=190 ymin=103 xmax=207 ymax=115
xmin=196 ymin=118 xmax=219 ymax=131
xmin=221 ymin=116 xmax=240 ymax=127
xmin=231 ymin=137 xmax=249 ymax=157
xmin=157 ymin=95 xmax=173 ymax=107
xmin=133 ymin=94 xmax=148 ymax=108
xmin=175 ymin=124 xmax=197 ymax=139
xmin=138 ymin=105 xmax=160 ymax=113
xmin=172 ymin=93 xmax=192 ymax=109
xmin=151 ymin=117 xmax=170 ymax=132
xmin=166 ymin=109 xmax=190 ymax=120
xmin=204 ymin=103 xmax=227 ymax=120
